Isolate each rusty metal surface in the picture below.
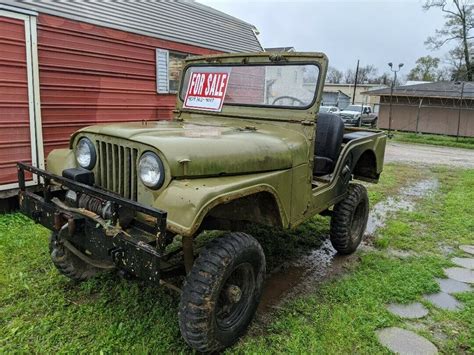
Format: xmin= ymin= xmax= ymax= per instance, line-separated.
xmin=0 ymin=15 xmax=33 ymax=185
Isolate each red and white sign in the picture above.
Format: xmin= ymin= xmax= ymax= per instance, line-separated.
xmin=183 ymin=71 xmax=230 ymax=112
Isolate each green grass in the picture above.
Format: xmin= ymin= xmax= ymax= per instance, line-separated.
xmin=390 ymin=131 xmax=474 ymax=150
xmin=236 ymin=255 xmax=446 ymax=354
xmin=1 ymin=165 xmax=473 ymax=353
xmin=375 ymin=168 xmax=474 ymax=253
xmin=364 ymin=163 xmax=428 ymax=205
xmin=236 ymin=167 xmax=474 ymax=354
xmin=0 ymin=214 xmax=187 ymax=353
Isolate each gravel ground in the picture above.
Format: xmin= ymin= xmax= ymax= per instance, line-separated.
xmin=385 ymin=142 xmax=474 ymax=168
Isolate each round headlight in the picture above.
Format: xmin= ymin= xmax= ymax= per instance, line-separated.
xmin=138 ymin=152 xmax=165 ymax=189
xmin=76 ymin=137 xmax=96 ymax=169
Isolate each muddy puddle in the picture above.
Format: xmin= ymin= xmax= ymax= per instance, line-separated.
xmin=258 ymin=178 xmax=439 ymax=314
xmin=258 ymin=238 xmax=339 ymax=312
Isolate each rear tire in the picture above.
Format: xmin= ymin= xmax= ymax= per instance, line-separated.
xmin=179 ymin=232 xmax=265 ymax=352
xmin=49 ymin=233 xmax=101 ymax=282
xmin=330 ymin=183 xmax=369 ymax=254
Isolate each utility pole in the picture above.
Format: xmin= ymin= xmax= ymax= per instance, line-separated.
xmin=387 ymin=62 xmax=404 ymax=139
xmin=352 ymin=59 xmax=359 ymax=105
xmin=456 ymin=81 xmax=465 ymax=141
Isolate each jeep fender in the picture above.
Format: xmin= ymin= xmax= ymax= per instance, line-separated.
xmin=46 ymin=149 xmax=76 ymax=175
xmin=339 ymin=133 xmax=386 ymax=183
xmin=153 ymin=169 xmax=292 ymax=237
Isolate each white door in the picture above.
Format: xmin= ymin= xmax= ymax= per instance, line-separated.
xmin=0 ymin=8 xmax=43 ymax=191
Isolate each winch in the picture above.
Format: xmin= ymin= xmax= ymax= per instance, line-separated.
xmin=65 ymin=190 xmax=134 ymax=227
xmin=78 ymin=193 xmax=113 ymax=219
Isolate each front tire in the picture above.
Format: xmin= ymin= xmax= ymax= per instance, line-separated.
xmin=330 ymin=183 xmax=369 ymax=254
xmin=179 ymin=232 xmax=265 ymax=352
xmin=49 ymin=233 xmax=102 ymax=282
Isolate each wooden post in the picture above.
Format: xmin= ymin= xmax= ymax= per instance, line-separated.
xmin=456 ymin=81 xmax=465 ymax=141
xmin=415 ymin=97 xmax=423 ymax=134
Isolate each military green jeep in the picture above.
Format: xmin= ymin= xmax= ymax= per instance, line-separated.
xmin=17 ymin=52 xmax=386 ymax=352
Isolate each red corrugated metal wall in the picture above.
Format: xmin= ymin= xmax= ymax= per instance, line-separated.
xmin=0 ymin=15 xmax=33 ymax=185
xmin=37 ymin=14 xmax=220 ymax=157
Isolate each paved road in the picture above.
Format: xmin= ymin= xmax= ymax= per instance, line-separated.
xmin=385 ymin=142 xmax=474 ymax=168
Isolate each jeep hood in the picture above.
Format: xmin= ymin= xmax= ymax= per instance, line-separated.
xmin=75 ymin=118 xmax=309 ymax=178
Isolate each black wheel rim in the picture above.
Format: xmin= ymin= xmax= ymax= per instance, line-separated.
xmin=350 ymin=200 xmax=367 ymax=242
xmin=215 ymin=262 xmax=255 ymax=331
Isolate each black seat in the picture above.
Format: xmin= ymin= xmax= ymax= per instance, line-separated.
xmin=314 ymin=113 xmax=345 ymax=176
xmin=342 ymin=131 xmax=374 ymax=143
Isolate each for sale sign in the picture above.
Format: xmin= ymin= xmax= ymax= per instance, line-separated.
xmin=183 ymin=71 xmax=230 ymax=112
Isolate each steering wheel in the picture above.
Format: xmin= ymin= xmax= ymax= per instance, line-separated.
xmin=272 ymin=96 xmax=306 ymax=106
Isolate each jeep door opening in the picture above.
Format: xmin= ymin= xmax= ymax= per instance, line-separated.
xmin=17 ymin=52 xmax=386 ymax=353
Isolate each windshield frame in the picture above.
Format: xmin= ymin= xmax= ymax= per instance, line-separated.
xmin=178 ymin=61 xmax=322 ymax=111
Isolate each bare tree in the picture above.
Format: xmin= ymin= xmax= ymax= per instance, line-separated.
xmin=343 ymin=65 xmax=378 ymax=84
xmin=374 ymin=72 xmax=393 ymax=86
xmin=343 ymin=68 xmax=355 ymax=84
xmin=424 ymin=0 xmax=474 ymax=80
xmin=445 ymin=45 xmax=469 ymax=79
xmin=407 ymin=55 xmax=441 ymax=81
xmin=326 ymin=66 xmax=343 ymax=83
xmin=357 ymin=65 xmax=378 ymax=83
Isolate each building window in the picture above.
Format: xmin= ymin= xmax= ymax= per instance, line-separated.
xmin=156 ymin=49 xmax=189 ymax=94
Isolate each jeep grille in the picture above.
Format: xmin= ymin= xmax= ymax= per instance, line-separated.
xmin=96 ymin=141 xmax=138 ymax=201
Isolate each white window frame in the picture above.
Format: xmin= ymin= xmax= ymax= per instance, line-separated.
xmin=156 ymin=48 xmax=189 ymax=94
xmin=156 ymin=48 xmax=169 ymax=94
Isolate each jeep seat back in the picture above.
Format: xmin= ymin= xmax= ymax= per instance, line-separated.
xmin=313 ymin=112 xmax=345 ymax=176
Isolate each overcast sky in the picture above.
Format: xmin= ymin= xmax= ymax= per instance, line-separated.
xmin=199 ymin=0 xmax=449 ymax=78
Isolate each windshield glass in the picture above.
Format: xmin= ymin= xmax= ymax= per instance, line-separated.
xmin=344 ymin=105 xmax=363 ymax=112
xmin=180 ymin=64 xmax=319 ymax=111
xmin=319 ymin=106 xmax=330 ymax=112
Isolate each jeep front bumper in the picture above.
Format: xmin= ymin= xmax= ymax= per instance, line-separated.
xmin=17 ymin=162 xmax=168 ymax=283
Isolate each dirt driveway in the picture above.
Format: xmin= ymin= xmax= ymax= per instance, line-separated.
xmin=385 ymin=142 xmax=474 ymax=168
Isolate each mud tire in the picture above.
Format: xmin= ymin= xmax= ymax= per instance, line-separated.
xmin=179 ymin=232 xmax=265 ymax=353
xmin=330 ymin=183 xmax=369 ymax=254
xmin=49 ymin=233 xmax=101 ymax=282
